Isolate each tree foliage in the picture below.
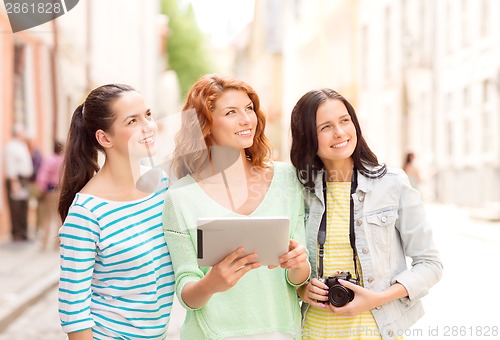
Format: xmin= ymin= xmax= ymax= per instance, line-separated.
xmin=161 ymin=0 xmax=214 ymax=99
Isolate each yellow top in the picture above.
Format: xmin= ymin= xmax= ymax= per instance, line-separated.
xmin=302 ymin=181 xmax=382 ymax=339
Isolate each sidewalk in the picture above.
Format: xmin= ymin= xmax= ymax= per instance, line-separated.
xmin=0 ymin=239 xmax=185 ymax=338
xmin=0 ymin=240 xmax=59 ymax=332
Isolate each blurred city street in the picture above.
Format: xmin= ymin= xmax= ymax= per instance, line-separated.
xmin=406 ymin=204 xmax=500 ymax=339
xmin=1 ymin=0 xmax=500 ymax=339
xmin=0 ymin=203 xmax=499 ymax=339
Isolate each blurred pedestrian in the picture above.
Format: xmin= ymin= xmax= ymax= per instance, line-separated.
xmin=36 ymin=140 xmax=64 ymax=251
xmin=4 ymin=122 xmax=33 ymax=241
xmin=290 ymin=88 xmax=443 ymax=339
xmin=57 ymin=84 xmax=174 ymax=339
xmin=403 ymin=152 xmax=422 ymax=190
xmin=27 ymin=137 xmax=44 ymax=232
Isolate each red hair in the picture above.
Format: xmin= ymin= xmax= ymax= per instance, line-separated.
xmin=172 ymin=74 xmax=272 ymax=179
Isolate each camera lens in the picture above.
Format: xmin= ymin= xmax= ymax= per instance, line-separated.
xmin=328 ymin=285 xmax=354 ymax=307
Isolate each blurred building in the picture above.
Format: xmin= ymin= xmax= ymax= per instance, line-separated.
xmin=280 ymin=0 xmax=359 ymax=161
xmin=432 ymin=0 xmax=500 ymax=206
xmin=1 ymin=0 xmax=178 ymax=241
xmin=233 ymin=0 xmax=359 ymax=161
xmin=230 ymin=0 xmax=285 ymax=160
xmin=357 ymin=0 xmax=500 ymax=206
xmin=54 ymin=0 xmax=178 ymax=138
xmin=1 ymin=14 xmax=57 ymax=238
xmin=237 ymin=0 xmax=500 ymax=208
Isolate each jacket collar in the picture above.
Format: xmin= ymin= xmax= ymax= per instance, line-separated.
xmin=356 ymin=170 xmax=374 ymax=193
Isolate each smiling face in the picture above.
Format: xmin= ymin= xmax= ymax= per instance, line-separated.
xmin=316 ymin=99 xmax=357 ymax=169
xmin=105 ymin=91 xmax=157 ymax=159
xmin=210 ymin=89 xmax=257 ymax=151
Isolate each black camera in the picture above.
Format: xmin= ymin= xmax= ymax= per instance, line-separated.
xmin=321 ymin=271 xmax=359 ymax=307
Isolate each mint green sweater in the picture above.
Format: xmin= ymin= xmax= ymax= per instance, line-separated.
xmin=163 ymin=162 xmax=306 ymax=339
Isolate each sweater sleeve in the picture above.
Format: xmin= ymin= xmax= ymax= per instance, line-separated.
xmin=58 ymin=204 xmax=99 ymax=334
xmin=284 ymin=165 xmax=311 ymax=287
xmin=163 ymin=189 xmax=206 ymax=310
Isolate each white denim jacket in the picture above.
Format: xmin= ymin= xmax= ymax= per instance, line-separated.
xmin=302 ymin=167 xmax=443 ymax=340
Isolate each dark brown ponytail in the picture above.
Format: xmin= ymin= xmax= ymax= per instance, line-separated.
xmin=58 ymin=84 xmax=135 ymax=221
xmin=58 ymin=104 xmax=99 ymax=221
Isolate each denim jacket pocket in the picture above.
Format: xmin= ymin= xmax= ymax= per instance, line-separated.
xmin=365 ymin=209 xmax=399 ymax=250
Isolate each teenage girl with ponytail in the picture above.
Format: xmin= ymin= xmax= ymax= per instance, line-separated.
xmin=57 ymin=84 xmax=174 ymax=340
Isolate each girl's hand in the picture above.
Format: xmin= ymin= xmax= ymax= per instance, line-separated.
xmin=326 ymin=279 xmax=381 ymax=316
xmin=297 ymin=278 xmax=329 ymax=309
xmin=277 ymin=239 xmax=310 ymax=285
xmin=278 ymin=239 xmax=308 ymax=270
xmin=205 ymin=247 xmax=261 ymax=293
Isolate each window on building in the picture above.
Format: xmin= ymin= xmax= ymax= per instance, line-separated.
xmin=445 ymin=0 xmax=453 ymax=54
xmin=13 ymin=43 xmax=27 ymax=124
xmin=461 ymin=0 xmax=470 ymax=46
xmin=384 ymin=6 xmax=392 ymax=80
xmin=361 ymin=25 xmax=369 ymax=88
xmin=482 ymin=79 xmax=493 ymax=154
xmin=446 ymin=93 xmax=454 ymax=162
xmin=264 ymin=0 xmax=283 ymax=53
xmin=293 ymin=0 xmax=302 ymax=20
xmin=463 ymin=86 xmax=472 ymax=157
xmin=419 ymin=0 xmax=426 ymax=59
xmin=480 ymin=0 xmax=490 ymax=36
xmin=447 ymin=119 xmax=454 ymax=162
xmin=421 ymin=92 xmax=432 ymax=154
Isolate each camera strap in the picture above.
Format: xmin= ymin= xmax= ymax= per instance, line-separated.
xmin=317 ymin=168 xmax=360 ymax=282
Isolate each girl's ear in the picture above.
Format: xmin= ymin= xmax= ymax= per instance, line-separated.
xmin=95 ymin=129 xmax=113 ymax=149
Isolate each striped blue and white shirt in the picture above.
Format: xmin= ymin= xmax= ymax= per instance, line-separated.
xmin=58 ymin=178 xmax=174 ymax=339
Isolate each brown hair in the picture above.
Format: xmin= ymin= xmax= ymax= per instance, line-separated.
xmin=171 ymin=74 xmax=272 ymax=179
xmin=290 ymin=88 xmax=386 ymax=189
xmin=58 ymin=84 xmax=136 ymax=221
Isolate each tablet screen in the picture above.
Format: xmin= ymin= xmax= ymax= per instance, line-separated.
xmin=196 ymin=216 xmax=290 ymax=267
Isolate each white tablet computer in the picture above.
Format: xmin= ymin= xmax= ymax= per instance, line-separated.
xmin=197 ymin=216 xmax=290 ymax=267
